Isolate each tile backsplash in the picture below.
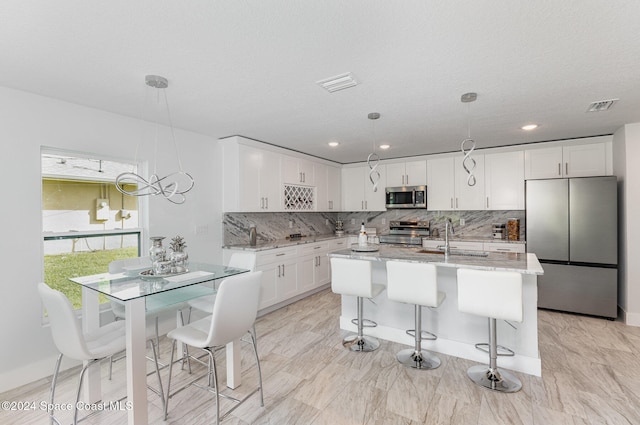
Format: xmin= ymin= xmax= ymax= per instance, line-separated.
xmin=223 ymin=210 xmax=525 ymax=246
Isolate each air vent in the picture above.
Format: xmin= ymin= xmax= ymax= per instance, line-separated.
xmin=316 ymin=72 xmax=358 ymax=93
xmin=586 ymin=99 xmax=618 ymax=112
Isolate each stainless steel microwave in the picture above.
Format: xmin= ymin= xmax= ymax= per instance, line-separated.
xmin=385 ymin=185 xmax=427 ymax=209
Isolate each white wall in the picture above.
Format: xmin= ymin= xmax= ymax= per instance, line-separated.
xmin=614 ymin=123 xmax=640 ymax=326
xmin=0 ymin=87 xmax=224 ymax=392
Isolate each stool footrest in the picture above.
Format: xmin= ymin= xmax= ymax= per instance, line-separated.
xmin=351 ymin=318 xmax=377 ymax=328
xmin=406 ymin=329 xmax=437 ymax=341
xmin=474 ymin=343 xmax=515 ymax=357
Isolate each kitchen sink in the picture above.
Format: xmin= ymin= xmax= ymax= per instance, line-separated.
xmin=417 ymin=249 xmax=489 ymax=257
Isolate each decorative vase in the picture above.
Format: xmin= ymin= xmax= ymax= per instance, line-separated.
xmin=149 ymin=236 xmax=166 ymax=263
xmin=170 ymin=250 xmax=189 ymax=273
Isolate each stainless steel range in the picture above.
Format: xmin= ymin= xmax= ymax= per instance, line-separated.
xmin=379 ymin=220 xmax=430 ymax=245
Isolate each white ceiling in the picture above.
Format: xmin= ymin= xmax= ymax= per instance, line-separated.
xmin=2 ymin=1 xmax=640 ymax=164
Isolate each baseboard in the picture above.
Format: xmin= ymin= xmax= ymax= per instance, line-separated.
xmin=624 ymin=309 xmax=640 ymax=327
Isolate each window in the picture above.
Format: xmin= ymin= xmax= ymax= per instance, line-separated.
xmin=41 ymin=150 xmax=142 ymax=309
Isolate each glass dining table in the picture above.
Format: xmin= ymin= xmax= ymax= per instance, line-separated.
xmin=69 ymin=262 xmax=249 ymax=425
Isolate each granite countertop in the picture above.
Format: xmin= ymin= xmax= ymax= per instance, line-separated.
xmin=420 ymin=236 xmax=525 ymax=244
xmin=328 ymin=245 xmax=543 ymax=275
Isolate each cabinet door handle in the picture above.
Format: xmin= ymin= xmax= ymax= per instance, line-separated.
xmin=365 ymin=201 xmax=368 ymax=210
xmin=260 ymin=197 xmax=264 ymax=209
xmin=282 ymin=264 xmax=285 ymax=276
xmin=455 ymin=198 xmax=458 ymax=209
xmin=558 ymin=163 xmax=561 ymax=176
xmin=276 ymin=253 xmax=285 ymax=257
xmin=405 ymin=175 xmax=408 ymax=185
xmin=496 ymin=248 xmax=510 ymax=251
xmin=265 ymin=197 xmax=268 ymax=209
xmin=314 ymin=246 xmax=321 ymax=250
xmin=450 ymin=198 xmax=453 ymax=208
xmin=565 ymin=162 xmax=568 ymax=175
xmin=277 ymin=265 xmax=281 ymax=277
xmin=486 ymin=197 xmax=489 ymax=208
xmin=361 ymin=200 xmax=364 ymax=210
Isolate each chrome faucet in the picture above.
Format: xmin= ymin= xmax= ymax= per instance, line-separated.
xmin=444 ymin=218 xmax=455 ymax=256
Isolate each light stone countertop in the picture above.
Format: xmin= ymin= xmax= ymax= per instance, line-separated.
xmin=224 ymin=233 xmax=525 ymax=251
xmin=328 ymin=245 xmax=543 ymax=275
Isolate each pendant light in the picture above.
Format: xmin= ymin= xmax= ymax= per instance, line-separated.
xmin=460 ymin=92 xmax=477 ymax=187
xmin=116 ymin=75 xmax=194 ymax=204
xmin=367 ymin=112 xmax=381 ymax=192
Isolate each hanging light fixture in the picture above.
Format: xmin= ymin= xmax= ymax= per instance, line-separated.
xmin=367 ymin=112 xmax=381 ymax=192
xmin=116 ymin=75 xmax=194 ymax=204
xmin=460 ymin=92 xmax=477 ymax=187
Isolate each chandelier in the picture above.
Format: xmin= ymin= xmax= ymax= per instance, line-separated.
xmin=366 ymin=112 xmax=381 ymax=192
xmin=116 ymin=75 xmax=194 ymax=204
xmin=460 ymin=92 xmax=477 ymax=187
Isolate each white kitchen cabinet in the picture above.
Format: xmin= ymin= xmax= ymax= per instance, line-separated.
xmin=385 ymin=160 xmax=426 ymax=187
xmin=327 ymin=165 xmax=342 ymax=211
xmin=524 ymin=138 xmax=609 ymax=179
xmin=427 ymin=155 xmax=485 ymax=211
xmin=483 ymin=242 xmax=526 ymax=253
xmin=282 ymin=154 xmax=314 ymax=185
xmin=254 ymin=247 xmax=298 ymax=310
xmin=485 ymin=150 xmax=525 ymax=210
xmin=315 ymin=163 xmax=342 ymax=211
xmin=342 ymin=165 xmax=387 ymax=211
xmin=298 ymin=242 xmax=331 ymax=292
xmin=234 ymin=144 xmax=281 ymax=212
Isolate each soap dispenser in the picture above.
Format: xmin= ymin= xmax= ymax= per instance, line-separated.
xmin=358 ymin=222 xmax=368 ymax=246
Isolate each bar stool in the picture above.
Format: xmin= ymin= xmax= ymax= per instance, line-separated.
xmin=386 ymin=261 xmax=445 ymax=369
xmin=330 ymin=257 xmax=385 ymax=352
xmin=456 ymin=268 xmax=523 ymax=392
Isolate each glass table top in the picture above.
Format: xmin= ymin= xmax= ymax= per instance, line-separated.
xmin=69 ymin=262 xmax=249 ymax=302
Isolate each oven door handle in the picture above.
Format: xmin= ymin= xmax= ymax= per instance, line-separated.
xmin=412 ymin=189 xmax=416 ymax=206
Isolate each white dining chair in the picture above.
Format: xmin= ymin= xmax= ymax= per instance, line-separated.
xmin=38 ymin=282 xmax=165 ymax=424
xmin=186 ymin=251 xmax=257 ymax=316
xmin=163 ymin=271 xmax=264 ymax=424
xmin=107 ymin=257 xmax=163 ymax=379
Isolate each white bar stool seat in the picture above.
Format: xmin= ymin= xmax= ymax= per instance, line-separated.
xmin=386 ymin=261 xmax=445 ymax=369
xmin=457 ymin=268 xmax=523 ymax=393
xmin=330 ymin=257 xmax=385 ymax=352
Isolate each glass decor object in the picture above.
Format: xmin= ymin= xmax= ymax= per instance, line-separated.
xmin=149 ymin=236 xmax=167 ymax=263
xmin=169 ymin=235 xmax=189 ymax=272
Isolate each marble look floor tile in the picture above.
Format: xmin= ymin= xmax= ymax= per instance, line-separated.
xmin=310 ymin=380 xmax=386 ymax=425
xmin=422 ymin=393 xmax=480 ymax=425
xmin=293 ymin=362 xmax=360 ymax=410
xmin=385 ymin=363 xmax=439 ymax=422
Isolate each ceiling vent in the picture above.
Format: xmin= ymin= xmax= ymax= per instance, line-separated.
xmin=586 ymin=99 xmax=618 ymax=112
xmin=316 ymin=72 xmax=358 ymax=93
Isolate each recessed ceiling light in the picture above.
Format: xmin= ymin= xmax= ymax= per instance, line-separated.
xmin=328 ymin=141 xmax=339 ymax=147
xmin=521 ymin=124 xmax=538 ymax=131
xmin=379 ymin=144 xmax=390 ymax=150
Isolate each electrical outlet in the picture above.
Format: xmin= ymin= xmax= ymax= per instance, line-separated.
xmin=460 ymin=218 xmax=466 ymax=226
xmin=381 ymin=218 xmax=386 ymax=225
xmin=326 ymin=219 xmax=329 ymax=225
xmin=289 ymin=220 xmax=293 ymax=229
xmin=351 ymin=219 xmax=355 ymax=225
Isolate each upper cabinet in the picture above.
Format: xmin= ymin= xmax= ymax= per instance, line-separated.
xmin=426 ymin=155 xmax=485 ymax=210
xmin=524 ymin=136 xmax=612 ymax=179
xmin=315 ymin=163 xmax=341 ymax=211
xmin=342 ymin=165 xmax=387 ymax=211
xmin=281 ymin=155 xmax=315 ymax=185
xmin=222 ymin=141 xmax=281 ymax=212
xmin=221 ymin=136 xmax=341 ymax=212
xmin=485 ymin=150 xmax=525 ymax=210
xmin=385 ymin=160 xmax=426 ymax=187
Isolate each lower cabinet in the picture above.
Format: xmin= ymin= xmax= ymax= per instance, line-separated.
xmin=224 ymin=237 xmax=346 ymax=312
xmin=421 ymin=239 xmax=525 ymax=253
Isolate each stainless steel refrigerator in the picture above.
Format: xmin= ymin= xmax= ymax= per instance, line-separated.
xmin=525 ymin=176 xmax=618 ymax=318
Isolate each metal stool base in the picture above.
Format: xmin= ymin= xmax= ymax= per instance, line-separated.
xmin=467 ymin=365 xmax=522 ymax=393
xmin=342 ymin=334 xmax=380 ymax=352
xmin=397 ymin=349 xmax=441 ymax=370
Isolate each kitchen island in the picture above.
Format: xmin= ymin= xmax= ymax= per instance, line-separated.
xmin=328 ymin=245 xmax=544 ymax=376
